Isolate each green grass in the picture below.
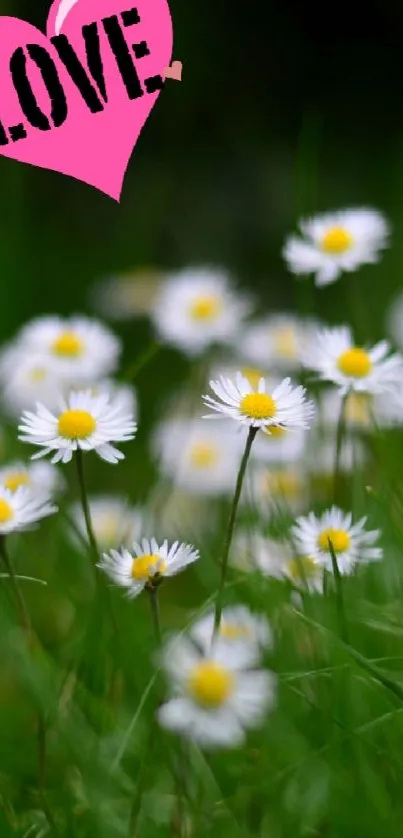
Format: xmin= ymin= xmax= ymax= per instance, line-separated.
xmin=2 ymin=326 xmax=403 ymax=838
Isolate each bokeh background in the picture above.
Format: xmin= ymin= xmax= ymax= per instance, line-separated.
xmin=2 ymin=0 xmax=403 ymax=336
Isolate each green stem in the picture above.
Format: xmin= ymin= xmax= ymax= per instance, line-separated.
xmin=333 ymin=393 xmax=348 ymax=505
xmin=148 ymin=586 xmax=162 ymax=648
xmin=327 ymin=538 xmax=349 ymax=643
xmin=75 ymin=449 xmax=98 ymax=560
xmin=213 ymin=427 xmax=257 ymax=635
xmin=122 ymin=342 xmax=161 ymax=383
xmin=0 ymin=535 xmax=31 ymax=637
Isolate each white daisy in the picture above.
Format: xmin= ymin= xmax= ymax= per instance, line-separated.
xmin=97 ymin=537 xmax=199 ymax=598
xmin=203 ymin=372 xmax=315 ymax=431
xmin=302 ymin=326 xmax=403 ymax=395
xmin=208 ymin=362 xmax=277 ymax=392
xmin=0 ymin=461 xmax=63 ymax=497
xmin=240 ymin=315 xmax=321 ymax=372
xmin=158 ymin=633 xmax=275 ymax=748
xmin=14 ymin=315 xmax=121 ymax=380
xmin=0 ymin=349 xmax=64 ymax=415
xmin=18 ymin=390 xmax=136 ymax=465
xmin=317 ymin=388 xmax=403 ymax=431
xmin=191 ymin=605 xmax=272 ymax=667
xmin=283 ymin=208 xmax=390 ymax=287
xmin=73 ymin=379 xmax=138 ymax=421
xmin=0 ymin=485 xmax=57 ymax=534
xmin=232 ymin=531 xmax=323 ymax=592
xmin=152 ymin=418 xmax=243 ymax=496
xmin=291 ymin=507 xmax=382 ymax=575
xmin=151 ymin=267 xmax=250 ymax=356
xmin=69 ymin=497 xmax=145 ymax=551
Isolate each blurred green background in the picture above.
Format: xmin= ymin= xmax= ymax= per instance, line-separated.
xmin=1 ymin=0 xmax=403 ymax=337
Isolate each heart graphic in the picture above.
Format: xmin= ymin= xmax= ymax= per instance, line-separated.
xmin=163 ymin=60 xmax=182 ymax=81
xmin=0 ymin=0 xmax=173 ymax=200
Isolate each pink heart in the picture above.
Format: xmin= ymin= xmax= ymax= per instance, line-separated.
xmin=0 ymin=0 xmax=173 ymax=200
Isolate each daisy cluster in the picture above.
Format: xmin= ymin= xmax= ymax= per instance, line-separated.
xmin=0 ymin=203 xmax=402 ymax=762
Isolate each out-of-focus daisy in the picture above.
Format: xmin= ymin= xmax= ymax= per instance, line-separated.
xmin=231 ymin=531 xmax=293 ymax=576
xmin=158 ymin=633 xmax=275 ymax=748
xmin=74 ymin=379 xmax=138 ymax=421
xmin=153 ymin=418 xmax=242 ymax=496
xmin=13 ymin=316 xmax=121 ymax=381
xmin=0 ymin=485 xmax=57 ymax=534
xmin=0 ymin=351 xmax=63 ymax=415
xmin=283 ymin=208 xmax=390 ymax=287
xmin=303 ymin=326 xmax=402 ymax=395
xmin=0 ymin=461 xmax=63 ymax=498
xmin=70 ymin=497 xmax=144 ymax=551
xmin=251 ymin=426 xmax=307 ymax=465
xmin=209 ymin=362 xmax=275 ymax=391
xmin=291 ymin=507 xmax=382 ymax=574
xmin=18 ymin=390 xmax=136 ymax=465
xmin=307 ymin=435 xmax=367 ymax=477
xmin=232 ymin=531 xmax=323 ymax=591
xmin=247 ymin=465 xmax=306 ymax=515
xmin=91 ymin=268 xmax=163 ymax=320
xmin=203 ymin=372 xmax=315 ymax=431
xmin=240 ymin=315 xmax=320 ymax=372
xmin=151 ymin=267 xmax=250 ymax=356
xmin=97 ymin=537 xmax=199 ymax=598
xmin=319 ymin=385 xmax=403 ymax=431
xmin=191 ymin=605 xmax=272 ymax=666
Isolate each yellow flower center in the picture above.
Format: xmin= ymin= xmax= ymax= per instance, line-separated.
xmin=220 ymin=622 xmax=252 ymax=640
xmin=320 ymin=226 xmax=353 ymax=254
xmin=29 ymin=367 xmax=47 ymax=383
xmin=131 ymin=553 xmax=167 ymax=581
xmin=189 ymin=296 xmax=221 ymax=321
xmin=241 ymin=367 xmax=265 ymax=389
xmin=57 ymin=409 xmax=96 ymax=439
xmin=3 ymin=473 xmax=30 ymax=493
xmin=96 ymin=514 xmax=120 ymax=545
xmin=337 ymin=348 xmax=372 ymax=378
xmin=345 ymin=393 xmax=371 ymax=426
xmin=274 ymin=327 xmax=298 ymax=359
xmin=0 ymin=498 xmax=14 ymax=524
xmin=189 ymin=443 xmax=218 ymax=469
xmin=262 ymin=425 xmax=287 ymax=439
xmin=317 ymin=528 xmax=351 ymax=553
xmin=52 ymin=331 xmax=83 ymax=357
xmin=265 ymin=470 xmax=302 ymax=498
xmin=288 ymin=556 xmax=318 ymax=581
xmin=240 ymin=393 xmax=276 ymax=420
xmin=188 ymin=661 xmax=234 ymax=707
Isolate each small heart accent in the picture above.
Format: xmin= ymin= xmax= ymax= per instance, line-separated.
xmin=163 ymin=59 xmax=182 ymax=81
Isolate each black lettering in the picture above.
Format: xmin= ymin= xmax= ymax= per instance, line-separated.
xmin=121 ymin=8 xmax=140 ymax=26
xmin=132 ymin=41 xmax=150 ymax=59
xmin=144 ymin=75 xmax=164 ymax=94
xmin=102 ymin=15 xmax=143 ymax=100
xmin=51 ymin=25 xmax=106 ymax=113
xmin=10 ymin=44 xmax=68 ymax=131
xmin=0 ymin=120 xmax=8 ymax=146
xmin=9 ymin=123 xmax=27 ymax=141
